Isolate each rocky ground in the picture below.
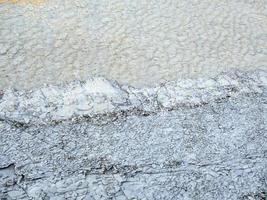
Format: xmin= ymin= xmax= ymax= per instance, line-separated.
xmin=0 ymin=70 xmax=266 ymax=199
xmin=1 ymin=0 xmax=267 ymax=199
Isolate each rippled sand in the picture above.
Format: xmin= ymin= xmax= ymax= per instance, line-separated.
xmin=0 ymin=0 xmax=266 ymax=89
xmin=0 ymin=0 xmax=44 ymax=4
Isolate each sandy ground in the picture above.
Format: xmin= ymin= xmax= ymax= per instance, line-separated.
xmin=0 ymin=0 xmax=266 ymax=89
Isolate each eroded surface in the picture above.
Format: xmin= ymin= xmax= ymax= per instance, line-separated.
xmin=0 ymin=70 xmax=266 ymax=199
xmin=0 ymin=0 xmax=267 ymax=89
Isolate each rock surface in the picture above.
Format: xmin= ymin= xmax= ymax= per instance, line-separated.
xmin=0 ymin=70 xmax=266 ymax=199
xmin=1 ymin=0 xmax=267 ymax=199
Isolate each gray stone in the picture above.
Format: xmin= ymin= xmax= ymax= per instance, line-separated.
xmin=0 ymin=70 xmax=266 ymax=199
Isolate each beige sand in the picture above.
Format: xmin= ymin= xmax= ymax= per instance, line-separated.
xmin=0 ymin=0 xmax=266 ymax=89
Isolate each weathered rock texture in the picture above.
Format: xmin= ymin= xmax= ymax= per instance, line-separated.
xmin=0 ymin=0 xmax=267 ymax=199
xmin=0 ymin=0 xmax=267 ymax=89
xmin=0 ymin=70 xmax=266 ymax=199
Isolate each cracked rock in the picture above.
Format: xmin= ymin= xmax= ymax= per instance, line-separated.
xmin=0 ymin=70 xmax=266 ymax=199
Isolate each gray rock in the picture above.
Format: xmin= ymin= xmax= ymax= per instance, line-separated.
xmin=0 ymin=70 xmax=266 ymax=199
